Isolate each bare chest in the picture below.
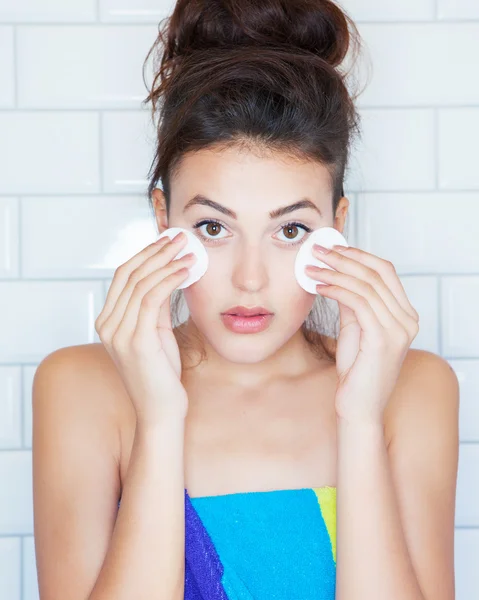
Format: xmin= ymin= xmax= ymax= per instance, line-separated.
xmin=119 ymin=366 xmax=340 ymax=498
xmin=185 ymin=370 xmax=336 ymax=497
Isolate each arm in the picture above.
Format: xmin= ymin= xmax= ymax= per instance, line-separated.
xmin=32 ymin=346 xmax=186 ymax=600
xmin=335 ymin=349 xmax=459 ymax=600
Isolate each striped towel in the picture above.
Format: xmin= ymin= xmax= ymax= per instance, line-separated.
xmin=184 ymin=486 xmax=337 ymax=599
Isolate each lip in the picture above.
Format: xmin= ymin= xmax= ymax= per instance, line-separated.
xmin=222 ymin=305 xmax=273 ymax=317
xmin=221 ymin=313 xmax=274 ymax=334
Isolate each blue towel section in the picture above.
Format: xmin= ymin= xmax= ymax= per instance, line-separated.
xmin=188 ymin=487 xmax=336 ymax=599
xmin=119 ymin=486 xmax=337 ymax=599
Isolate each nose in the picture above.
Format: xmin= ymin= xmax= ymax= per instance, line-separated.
xmin=231 ymin=242 xmax=269 ymax=293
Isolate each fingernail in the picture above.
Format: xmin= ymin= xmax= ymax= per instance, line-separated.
xmin=156 ymin=235 xmax=170 ymax=244
xmin=333 ymin=245 xmax=348 ymax=252
xmin=313 ymin=243 xmax=330 ymax=254
xmin=173 ymin=231 xmax=185 ymax=243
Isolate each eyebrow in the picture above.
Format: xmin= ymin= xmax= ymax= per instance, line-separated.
xmin=183 ymin=194 xmax=322 ymax=219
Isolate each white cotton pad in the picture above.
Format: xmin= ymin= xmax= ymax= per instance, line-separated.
xmin=294 ymin=227 xmax=349 ymax=294
xmin=157 ymin=227 xmax=209 ymax=289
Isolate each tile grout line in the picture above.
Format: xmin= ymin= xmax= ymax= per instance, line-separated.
xmin=12 ymin=25 xmax=18 ymax=107
xmin=98 ymin=111 xmax=104 ymax=193
xmin=20 ymin=535 xmax=24 ymax=600
xmin=0 ymin=19 xmax=478 ymax=26
xmin=434 ymin=108 xmax=440 ymax=190
xmin=18 ymin=197 xmax=22 ymax=278
xmin=354 ymin=193 xmax=359 ymax=247
xmin=3 ymin=190 xmax=479 ymax=197
xmin=20 ymin=364 xmax=24 ymax=450
xmin=1 ymin=106 xmax=479 ymax=112
xmin=438 ymin=276 xmax=443 ymax=356
xmin=1 ymin=274 xmax=479 ymax=283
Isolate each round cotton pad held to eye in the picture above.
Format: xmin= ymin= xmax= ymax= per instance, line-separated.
xmin=294 ymin=227 xmax=349 ymax=294
xmin=156 ymin=227 xmax=209 ymax=289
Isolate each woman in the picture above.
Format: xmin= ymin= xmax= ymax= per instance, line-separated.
xmin=32 ymin=1 xmax=459 ymax=599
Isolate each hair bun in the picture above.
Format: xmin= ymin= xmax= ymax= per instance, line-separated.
xmin=160 ymin=0 xmax=356 ymax=69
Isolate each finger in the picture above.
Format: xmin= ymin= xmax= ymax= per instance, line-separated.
xmin=135 ymin=267 xmax=190 ymax=343
xmin=316 ymin=285 xmax=387 ymax=344
xmin=114 ymin=254 xmax=195 ymax=342
xmin=307 ymin=266 xmax=408 ymax=332
xmin=101 ymin=235 xmax=188 ymax=336
xmin=330 ymin=246 xmax=419 ymax=322
xmin=96 ymin=236 xmax=170 ymax=329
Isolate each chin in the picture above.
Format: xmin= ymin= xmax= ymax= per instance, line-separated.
xmin=197 ymin=316 xmax=304 ymax=363
xmin=206 ymin=336 xmax=280 ymax=364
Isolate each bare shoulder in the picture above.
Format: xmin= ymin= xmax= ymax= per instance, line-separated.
xmin=381 ymin=350 xmax=459 ymax=600
xmin=384 ymin=347 xmax=460 ymax=448
xmin=34 ymin=342 xmax=133 ymax=463
xmin=32 ymin=342 xmax=135 ymax=598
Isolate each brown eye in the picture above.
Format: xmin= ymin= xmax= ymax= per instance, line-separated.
xmin=205 ymin=222 xmax=222 ymax=236
xmin=283 ymin=224 xmax=299 ymax=239
xmin=274 ymin=222 xmax=310 ymax=245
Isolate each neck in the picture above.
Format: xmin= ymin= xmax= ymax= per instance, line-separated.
xmin=178 ymin=317 xmax=331 ymax=391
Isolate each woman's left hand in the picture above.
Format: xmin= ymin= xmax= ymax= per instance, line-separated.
xmin=306 ymin=243 xmax=420 ymax=426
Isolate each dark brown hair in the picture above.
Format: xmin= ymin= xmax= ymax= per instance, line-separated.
xmin=142 ymin=0 xmax=366 ymax=367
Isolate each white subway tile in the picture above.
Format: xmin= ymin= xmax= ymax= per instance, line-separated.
xmin=100 ymin=0 xmax=173 ymax=22
xmin=357 ymin=193 xmax=479 ymax=273
xmin=22 ymin=537 xmax=39 ymax=600
xmin=449 ymin=360 xmax=479 ymax=442
xmin=0 ymin=113 xmax=99 ymax=194
xmin=346 ymin=109 xmax=435 ymax=191
xmin=456 ymin=444 xmax=479 ymax=526
xmin=438 ymin=0 xmax=479 ymax=20
xmin=356 ymin=24 xmax=479 ymax=106
xmin=0 ymin=537 xmax=21 ymax=600
xmin=0 ymin=282 xmax=103 ymax=363
xmin=102 ymin=110 xmax=156 ymax=193
xmin=399 ymin=277 xmax=439 ymax=353
xmin=0 ymin=367 xmax=21 ymax=449
xmin=342 ymin=192 xmax=357 ymax=248
xmin=0 ymin=26 xmax=14 ymax=107
xmin=441 ymin=277 xmax=479 ymax=358
xmin=0 ymin=0 xmax=96 ymax=22
xmin=22 ymin=367 xmax=35 ymax=450
xmin=22 ymin=196 xmax=157 ymax=278
xmin=0 ymin=197 xmax=19 ymax=278
xmin=340 ymin=0 xmax=435 ymax=21
xmin=455 ymin=529 xmax=479 ymax=600
xmin=0 ymin=451 xmax=32 ymax=534
xmin=439 ymin=109 xmax=479 ymax=190
xmin=18 ymin=25 xmax=157 ymax=108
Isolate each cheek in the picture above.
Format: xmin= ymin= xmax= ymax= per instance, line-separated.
xmin=286 ymin=288 xmax=317 ymax=316
xmin=182 ymin=270 xmax=216 ymax=311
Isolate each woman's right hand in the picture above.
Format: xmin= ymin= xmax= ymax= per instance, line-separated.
xmin=95 ymin=231 xmax=197 ymax=425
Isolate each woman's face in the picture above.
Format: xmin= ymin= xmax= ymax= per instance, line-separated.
xmin=160 ymin=145 xmax=347 ymax=365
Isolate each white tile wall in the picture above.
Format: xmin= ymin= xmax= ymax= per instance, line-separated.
xmin=0 ymin=27 xmax=14 ymax=107
xmin=0 ymin=1 xmax=477 ymax=599
xmin=339 ymin=0 xmax=435 ymax=22
xmin=102 ymin=110 xmax=157 ymax=193
xmin=0 ymin=0 xmax=97 ymax=22
xmin=17 ymin=25 xmax=157 ymax=109
xmin=438 ymin=0 xmax=479 ymax=20
xmin=355 ymin=23 xmax=479 ymax=106
xmin=0 ymin=113 xmax=100 ymax=194
xmin=438 ymin=109 xmax=479 ymax=189
xmin=100 ymin=0 xmax=175 ymax=23
xmin=0 ymin=538 xmax=21 ymax=600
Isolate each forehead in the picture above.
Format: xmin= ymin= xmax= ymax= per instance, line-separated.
xmin=169 ymin=146 xmax=333 ymax=214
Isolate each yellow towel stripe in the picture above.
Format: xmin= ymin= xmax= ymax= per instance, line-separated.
xmin=312 ymin=486 xmax=336 ymax=563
